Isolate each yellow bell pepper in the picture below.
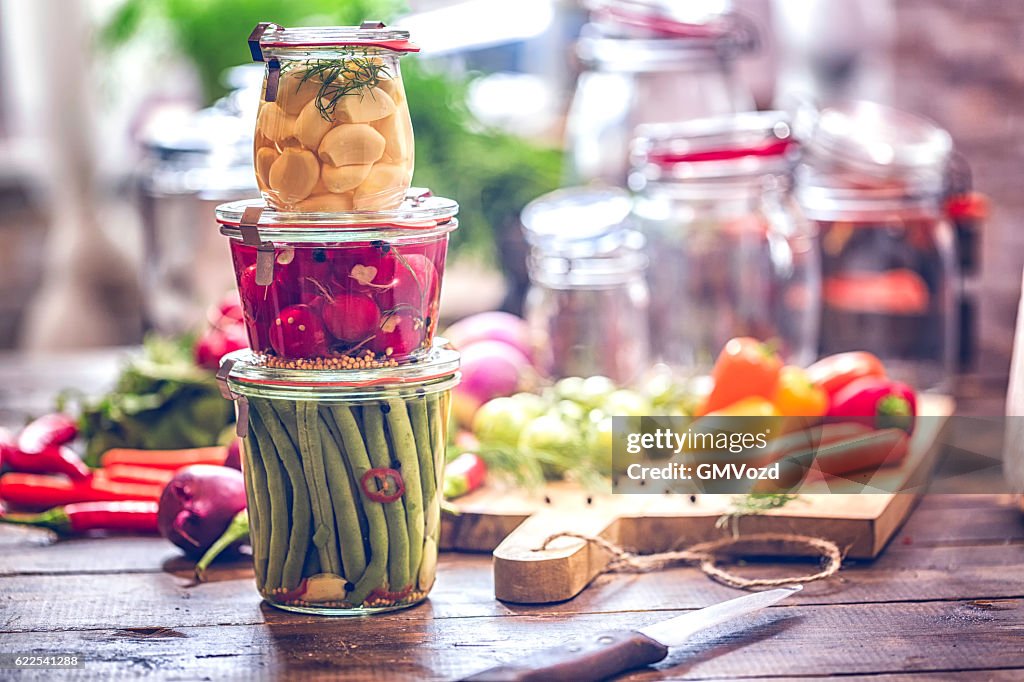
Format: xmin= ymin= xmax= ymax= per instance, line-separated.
xmin=773 ymin=366 xmax=829 ymax=417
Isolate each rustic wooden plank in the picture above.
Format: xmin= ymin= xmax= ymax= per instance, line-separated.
xmin=2 ymin=495 xmax=1018 ymax=578
xmin=2 ymin=540 xmax=1024 ymax=634
xmin=0 ymin=599 xmax=1021 ymax=680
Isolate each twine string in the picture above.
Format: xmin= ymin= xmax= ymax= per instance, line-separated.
xmin=536 ymin=531 xmax=843 ymax=589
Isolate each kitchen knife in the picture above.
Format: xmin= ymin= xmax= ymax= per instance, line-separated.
xmin=462 ymin=585 xmax=801 ymax=682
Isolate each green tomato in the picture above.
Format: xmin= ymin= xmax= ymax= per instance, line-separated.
xmin=472 ymin=397 xmax=530 ymax=447
xmin=509 ymin=392 xmax=548 ymax=420
xmin=552 ymin=400 xmax=586 ymax=424
xmin=518 ymin=414 xmax=577 ymax=456
xmin=578 ymin=375 xmax=617 ymax=408
xmin=553 ymin=376 xmax=586 ymax=402
xmin=602 ymin=389 xmax=652 ymax=418
xmin=587 ymin=416 xmax=614 ymax=473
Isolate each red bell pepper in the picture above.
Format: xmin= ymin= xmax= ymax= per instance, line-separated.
xmin=443 ymin=453 xmax=487 ymax=499
xmin=807 ymin=352 xmax=887 ymax=398
xmin=0 ymin=473 xmax=163 ymax=510
xmin=0 ymin=501 xmax=159 ymax=535
xmin=827 ymin=376 xmax=917 ymax=433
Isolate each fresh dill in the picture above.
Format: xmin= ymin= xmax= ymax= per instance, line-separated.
xmin=292 ymin=56 xmax=392 ymax=122
xmin=716 ymin=493 xmax=801 ymax=537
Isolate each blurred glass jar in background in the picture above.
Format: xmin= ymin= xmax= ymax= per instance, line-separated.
xmin=630 ymin=112 xmax=819 ymax=373
xmin=566 ymin=0 xmax=758 ymax=186
xmin=521 ymin=188 xmax=650 ymax=384
xmin=138 ymin=65 xmax=261 ymax=335
xmin=795 ymin=101 xmax=958 ymax=391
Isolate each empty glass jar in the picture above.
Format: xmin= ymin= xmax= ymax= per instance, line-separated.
xmin=630 ymin=112 xmax=819 ymax=372
xmin=795 ymin=101 xmax=958 ymax=391
xmin=566 ymin=1 xmax=758 ymax=185
xmin=521 ymin=188 xmax=650 ymax=384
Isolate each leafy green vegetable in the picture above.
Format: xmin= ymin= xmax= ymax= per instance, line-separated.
xmin=61 ymin=336 xmax=234 ymax=466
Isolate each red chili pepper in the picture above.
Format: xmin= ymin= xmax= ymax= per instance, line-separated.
xmin=0 ymin=501 xmax=159 ymax=535
xmin=100 ymin=446 xmax=228 ymax=471
xmin=100 ymin=465 xmax=175 ymax=487
xmin=0 ymin=473 xmax=163 ymax=510
xmin=3 ymin=443 xmax=92 ymax=482
xmin=18 ymin=413 xmax=78 ymax=453
xmin=360 ymin=468 xmax=405 ymax=503
xmin=827 ymin=376 xmax=917 ymax=433
xmin=443 ymin=453 xmax=487 ymax=499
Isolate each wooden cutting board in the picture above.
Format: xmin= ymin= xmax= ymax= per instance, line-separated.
xmin=440 ymin=395 xmax=954 ymax=604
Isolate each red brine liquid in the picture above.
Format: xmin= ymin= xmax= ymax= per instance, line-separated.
xmin=230 ymin=237 xmax=448 ymax=365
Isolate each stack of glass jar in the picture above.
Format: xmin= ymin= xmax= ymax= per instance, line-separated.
xmin=566 ymin=0 xmax=759 ymax=185
xmin=630 ymin=111 xmax=820 ymax=373
xmin=214 ymin=22 xmax=460 ymax=616
xmin=520 ymin=187 xmax=650 ymax=384
xmin=794 ymin=101 xmax=958 ymax=391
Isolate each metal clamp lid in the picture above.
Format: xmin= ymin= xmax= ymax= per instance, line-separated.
xmin=237 ymin=205 xmax=275 ymax=286
xmin=216 ymin=357 xmax=249 ymax=438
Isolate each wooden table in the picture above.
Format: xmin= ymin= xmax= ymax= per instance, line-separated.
xmin=1 ymin=351 xmax=1023 ymax=680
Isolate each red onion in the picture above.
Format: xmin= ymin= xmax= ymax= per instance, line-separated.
xmin=158 ymin=465 xmax=247 ymax=558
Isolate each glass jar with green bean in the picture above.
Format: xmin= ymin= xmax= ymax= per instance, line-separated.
xmin=220 ymin=344 xmax=459 ymax=615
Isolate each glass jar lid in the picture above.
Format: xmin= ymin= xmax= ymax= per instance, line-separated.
xmin=800 ymin=100 xmax=952 ymax=188
xmin=249 ymin=22 xmax=419 ymax=61
xmin=631 ymin=111 xmax=794 ymax=185
xmin=220 ymin=343 xmax=460 ymax=402
xmin=578 ymin=2 xmax=758 ymax=70
xmin=216 ymin=191 xmax=458 ymax=243
xmin=521 ymin=187 xmax=634 ymax=259
xmin=588 ymin=0 xmax=735 ymax=38
xmin=528 ymin=229 xmax=648 ymax=288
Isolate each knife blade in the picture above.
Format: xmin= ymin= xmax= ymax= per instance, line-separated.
xmin=461 ymin=585 xmax=801 ymax=682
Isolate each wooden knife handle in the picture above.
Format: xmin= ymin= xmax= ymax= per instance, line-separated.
xmin=461 ymin=630 xmax=668 ymax=681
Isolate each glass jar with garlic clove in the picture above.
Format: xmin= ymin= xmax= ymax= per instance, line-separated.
xmin=249 ymin=22 xmax=417 ymax=212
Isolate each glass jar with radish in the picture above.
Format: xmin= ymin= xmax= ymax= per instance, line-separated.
xmin=249 ymin=22 xmax=418 ymax=212
xmin=216 ymin=193 xmax=457 ymax=367
xmin=219 ymin=344 xmax=459 ymax=614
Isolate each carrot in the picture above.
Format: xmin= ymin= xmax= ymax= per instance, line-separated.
xmin=99 ymin=446 xmax=228 ymax=471
xmin=0 ymin=473 xmax=163 ymax=510
xmin=98 ymin=465 xmax=175 ymax=487
xmin=755 ymin=428 xmax=909 ymax=492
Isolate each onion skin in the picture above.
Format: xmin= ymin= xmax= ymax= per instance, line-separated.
xmin=158 ymin=465 xmax=247 ymax=559
xmin=443 ymin=312 xmax=535 ymax=362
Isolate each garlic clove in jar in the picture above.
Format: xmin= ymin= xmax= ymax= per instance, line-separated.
xmin=296 ymin=192 xmax=355 ymax=213
xmin=268 ymin=148 xmax=320 ymax=205
xmin=275 ymin=69 xmax=323 ymax=115
xmin=372 ymin=112 xmax=413 ymax=163
xmin=255 ymin=146 xmax=279 ymax=187
xmin=294 ymin=100 xmax=334 ymax=150
xmin=377 ymin=76 xmax=404 ymax=106
xmin=353 ymin=163 xmax=408 ymax=210
xmin=257 ymin=102 xmax=297 ymax=144
xmin=334 ymin=87 xmax=396 ymax=123
xmin=318 ymin=124 xmax=386 ymax=167
xmin=322 ymin=163 xmax=373 ymax=194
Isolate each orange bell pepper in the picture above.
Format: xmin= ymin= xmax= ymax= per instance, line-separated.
xmin=706 ymin=396 xmax=779 ymax=417
xmin=701 ymin=338 xmax=782 ymax=415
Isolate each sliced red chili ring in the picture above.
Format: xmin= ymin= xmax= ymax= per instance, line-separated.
xmin=361 ymin=468 xmax=405 ymax=503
